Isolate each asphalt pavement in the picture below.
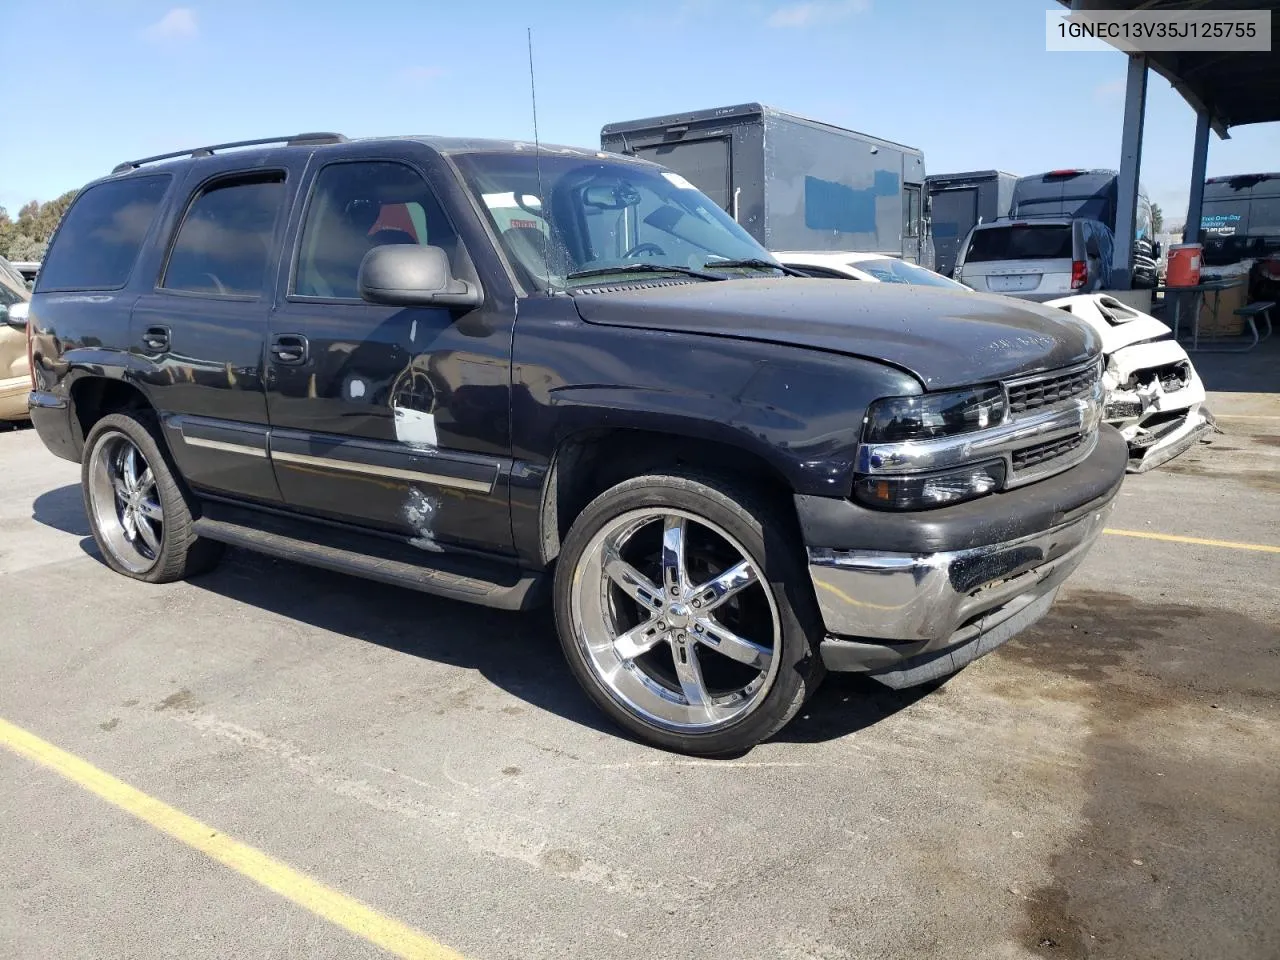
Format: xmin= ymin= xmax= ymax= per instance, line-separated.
xmin=1 ymin=399 xmax=1276 ymax=960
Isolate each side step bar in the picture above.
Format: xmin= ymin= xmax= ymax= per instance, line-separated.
xmin=191 ymin=514 xmax=545 ymax=612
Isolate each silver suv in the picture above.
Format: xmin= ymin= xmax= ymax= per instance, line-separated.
xmin=955 ymin=218 xmax=1114 ymax=301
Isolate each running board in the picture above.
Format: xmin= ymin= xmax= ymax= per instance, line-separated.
xmin=191 ymin=513 xmax=545 ymax=611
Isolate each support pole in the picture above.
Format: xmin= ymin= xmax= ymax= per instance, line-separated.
xmin=1184 ymin=109 xmax=1211 ymax=244
xmin=1113 ymin=54 xmax=1148 ymax=289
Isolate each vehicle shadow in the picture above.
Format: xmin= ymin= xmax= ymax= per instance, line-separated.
xmin=31 ymin=483 xmax=91 ymax=537
xmin=771 ymin=672 xmax=940 ymax=744
xmin=31 ymin=483 xmax=929 ymax=750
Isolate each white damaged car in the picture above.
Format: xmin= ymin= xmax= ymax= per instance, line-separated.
xmin=1046 ymin=294 xmax=1214 ymax=473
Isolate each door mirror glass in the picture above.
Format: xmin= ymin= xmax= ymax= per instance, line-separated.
xmin=1152 ymin=240 xmax=1162 ymax=259
xmin=1 ymin=301 xmax=28 ymax=330
xmin=358 ymin=244 xmax=481 ymax=307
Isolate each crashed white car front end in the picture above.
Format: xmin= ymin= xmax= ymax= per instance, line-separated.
xmin=1047 ymin=294 xmax=1214 ymax=473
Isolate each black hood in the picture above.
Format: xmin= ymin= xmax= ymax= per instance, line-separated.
xmin=570 ymin=278 xmax=1099 ymax=390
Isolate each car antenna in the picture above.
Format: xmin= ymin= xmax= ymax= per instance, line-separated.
xmin=527 ymin=27 xmax=555 ymax=294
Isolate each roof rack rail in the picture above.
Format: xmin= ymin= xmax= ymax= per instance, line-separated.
xmin=111 ymin=132 xmax=347 ymax=174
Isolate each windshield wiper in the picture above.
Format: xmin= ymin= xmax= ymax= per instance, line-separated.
xmin=704 ymin=257 xmax=807 ymax=277
xmin=565 ymin=263 xmax=727 ymax=283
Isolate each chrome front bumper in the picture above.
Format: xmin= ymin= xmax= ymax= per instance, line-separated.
xmin=807 ymin=502 xmax=1113 ymax=680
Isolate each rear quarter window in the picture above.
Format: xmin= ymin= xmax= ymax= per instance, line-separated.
xmin=36 ymin=175 xmax=171 ymax=292
xmin=964 ymin=226 xmax=1073 ymax=262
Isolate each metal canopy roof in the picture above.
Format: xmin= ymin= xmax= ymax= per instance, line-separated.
xmin=1061 ymin=1 xmax=1280 ymax=134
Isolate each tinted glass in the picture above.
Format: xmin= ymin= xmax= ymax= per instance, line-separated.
xmin=1201 ymin=198 xmax=1250 ymax=237
xmin=37 ymin=176 xmax=169 ymax=291
xmin=853 ymin=257 xmax=967 ymax=289
xmin=295 ymin=161 xmax=457 ymax=300
xmin=452 ymin=153 xmax=771 ymax=291
xmin=1015 ymin=196 xmax=1110 ymax=222
xmin=964 ymin=225 xmax=1073 ymax=262
xmin=635 ymin=139 xmax=732 ymax=211
xmin=928 ymin=188 xmax=977 ymax=240
xmin=163 ymin=177 xmax=285 ymax=297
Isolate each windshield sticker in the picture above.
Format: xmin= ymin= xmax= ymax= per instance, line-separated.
xmin=662 ymin=172 xmax=699 ymax=190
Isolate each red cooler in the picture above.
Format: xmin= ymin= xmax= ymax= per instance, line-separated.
xmin=1166 ymin=243 xmax=1202 ymax=287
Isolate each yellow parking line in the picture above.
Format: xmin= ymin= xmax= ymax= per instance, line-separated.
xmin=0 ymin=716 xmax=467 ymax=960
xmin=1104 ymin=528 xmax=1280 ymax=554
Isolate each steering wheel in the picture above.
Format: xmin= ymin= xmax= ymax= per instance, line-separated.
xmin=203 ymin=273 xmax=229 ymax=296
xmin=622 ymin=242 xmax=666 ymax=259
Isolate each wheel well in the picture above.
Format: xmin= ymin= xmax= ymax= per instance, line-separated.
xmin=541 ymin=429 xmax=795 ymax=563
xmin=70 ymin=378 xmax=152 ymax=450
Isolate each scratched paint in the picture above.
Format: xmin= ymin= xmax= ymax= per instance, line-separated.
xmin=405 ymin=488 xmax=444 ymax=552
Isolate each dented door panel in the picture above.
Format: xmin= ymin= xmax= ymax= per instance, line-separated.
xmin=264 ymin=299 xmax=515 ymax=553
xmin=263 ymin=148 xmax=516 ymax=555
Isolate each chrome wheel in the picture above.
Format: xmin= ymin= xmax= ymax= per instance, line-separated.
xmin=88 ymin=432 xmax=163 ymax=574
xmin=570 ymin=508 xmax=782 ymax=733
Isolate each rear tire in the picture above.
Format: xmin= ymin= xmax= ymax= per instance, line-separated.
xmin=82 ymin=411 xmax=223 ymax=583
xmin=553 ymin=470 xmax=824 ymax=755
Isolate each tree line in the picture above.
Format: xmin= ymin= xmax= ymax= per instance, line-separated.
xmin=0 ymin=191 xmax=78 ymax=262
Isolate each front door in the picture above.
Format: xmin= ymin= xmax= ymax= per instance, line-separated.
xmin=265 ymin=155 xmax=515 ymax=555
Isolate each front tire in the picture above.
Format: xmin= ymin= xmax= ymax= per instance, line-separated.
xmin=553 ymin=471 xmax=824 ymax=755
xmin=82 ymin=411 xmax=223 ymax=583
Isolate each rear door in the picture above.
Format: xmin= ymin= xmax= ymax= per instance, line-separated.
xmin=264 ymin=149 xmax=516 ymax=555
xmin=635 ymin=138 xmax=733 ymax=214
xmin=132 ymin=155 xmax=303 ymax=503
xmin=959 ymin=223 xmax=1075 ymax=296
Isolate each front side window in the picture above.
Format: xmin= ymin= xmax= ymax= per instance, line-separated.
xmin=450 ymin=152 xmax=776 ymax=291
xmin=163 ymin=176 xmax=285 ymax=297
xmin=37 ymin=176 xmax=169 ymax=292
xmin=294 ymin=161 xmax=459 ymax=300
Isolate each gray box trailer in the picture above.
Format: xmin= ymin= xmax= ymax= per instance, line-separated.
xmin=600 ymin=103 xmax=928 ymax=263
xmin=924 ymin=170 xmax=1017 ymax=277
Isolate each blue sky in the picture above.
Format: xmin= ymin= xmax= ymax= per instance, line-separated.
xmin=4 ymin=0 xmax=1278 ymax=225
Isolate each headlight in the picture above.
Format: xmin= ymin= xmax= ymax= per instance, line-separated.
xmin=854 ymin=460 xmax=1005 ymax=510
xmin=863 ymin=385 xmax=1007 ymax=444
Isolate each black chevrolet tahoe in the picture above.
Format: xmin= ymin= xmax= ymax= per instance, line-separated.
xmin=25 ymin=132 xmax=1126 ymax=754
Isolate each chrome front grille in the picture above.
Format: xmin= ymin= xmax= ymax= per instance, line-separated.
xmin=1006 ymin=361 xmax=1100 ymax=414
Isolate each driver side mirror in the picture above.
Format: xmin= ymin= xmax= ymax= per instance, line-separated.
xmin=1 ymin=301 xmax=29 ymax=331
xmin=1152 ymin=241 xmax=1162 ymax=259
xmin=358 ymin=245 xmax=481 ymax=308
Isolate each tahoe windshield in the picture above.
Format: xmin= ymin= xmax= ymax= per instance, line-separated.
xmin=450 ymin=152 xmax=780 ymax=290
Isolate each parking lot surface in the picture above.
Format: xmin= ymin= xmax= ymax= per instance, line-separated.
xmin=1 ymin=391 xmax=1277 ymax=960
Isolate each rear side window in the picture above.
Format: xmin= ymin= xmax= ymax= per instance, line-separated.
xmin=964 ymin=226 xmax=1073 ymax=262
xmin=163 ymin=175 xmax=286 ymax=297
xmin=37 ymin=175 xmax=170 ymax=291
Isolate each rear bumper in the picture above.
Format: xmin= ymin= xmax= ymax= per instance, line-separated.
xmin=799 ymin=424 xmax=1126 ymax=685
xmin=27 ymin=390 xmax=80 ymax=462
